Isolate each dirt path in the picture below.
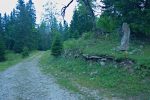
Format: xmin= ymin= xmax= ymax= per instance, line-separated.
xmin=0 ymin=52 xmax=82 ymax=100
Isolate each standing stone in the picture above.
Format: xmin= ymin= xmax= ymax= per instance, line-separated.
xmin=119 ymin=23 xmax=130 ymax=51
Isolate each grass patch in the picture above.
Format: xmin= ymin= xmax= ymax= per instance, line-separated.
xmin=40 ymin=51 xmax=150 ymax=98
xmin=0 ymin=50 xmax=39 ymax=72
xmin=64 ymin=36 xmax=150 ymax=78
xmin=64 ymin=37 xmax=150 ymax=66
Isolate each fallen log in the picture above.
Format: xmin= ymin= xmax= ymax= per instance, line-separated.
xmin=82 ymin=54 xmax=102 ymax=61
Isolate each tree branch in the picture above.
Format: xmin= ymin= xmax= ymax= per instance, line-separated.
xmin=61 ymin=0 xmax=74 ymax=18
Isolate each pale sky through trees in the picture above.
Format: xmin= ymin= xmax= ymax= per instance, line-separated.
xmin=0 ymin=0 xmax=77 ymax=24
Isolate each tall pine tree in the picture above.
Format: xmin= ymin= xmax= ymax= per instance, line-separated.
xmin=26 ymin=0 xmax=37 ymax=50
xmin=0 ymin=34 xmax=5 ymax=62
xmin=7 ymin=9 xmax=17 ymax=50
xmin=63 ymin=21 xmax=69 ymax=40
xmin=0 ymin=13 xmax=5 ymax=61
xmin=0 ymin=13 xmax=3 ymax=37
xmin=13 ymin=0 xmax=26 ymax=53
xmin=70 ymin=7 xmax=93 ymax=39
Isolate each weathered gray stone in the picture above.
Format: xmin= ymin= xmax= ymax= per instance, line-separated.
xmin=100 ymin=61 xmax=105 ymax=66
xmin=119 ymin=23 xmax=130 ymax=51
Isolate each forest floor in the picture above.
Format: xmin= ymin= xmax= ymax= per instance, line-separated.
xmin=0 ymin=52 xmax=82 ymax=100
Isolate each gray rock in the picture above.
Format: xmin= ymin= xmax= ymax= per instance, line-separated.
xmin=119 ymin=23 xmax=130 ymax=51
xmin=100 ymin=61 xmax=105 ymax=66
xmin=140 ymin=45 xmax=144 ymax=49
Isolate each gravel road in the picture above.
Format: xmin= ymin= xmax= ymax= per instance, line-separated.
xmin=0 ymin=53 xmax=82 ymax=100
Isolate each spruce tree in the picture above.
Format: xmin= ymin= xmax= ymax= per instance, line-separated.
xmin=51 ymin=32 xmax=63 ymax=57
xmin=0 ymin=14 xmax=5 ymax=61
xmin=59 ymin=22 xmax=63 ymax=34
xmin=14 ymin=0 xmax=26 ymax=53
xmin=3 ymin=13 xmax=13 ymax=50
xmin=26 ymin=0 xmax=36 ymax=27
xmin=0 ymin=13 xmax=3 ymax=36
xmin=26 ymin=0 xmax=37 ymax=50
xmin=37 ymin=21 xmax=51 ymax=50
xmin=7 ymin=9 xmax=17 ymax=50
xmin=63 ymin=21 xmax=69 ymax=40
xmin=0 ymin=36 xmax=5 ymax=62
xmin=51 ymin=17 xmax=58 ymax=32
xmin=70 ymin=10 xmax=79 ymax=38
xmin=70 ymin=8 xmax=93 ymax=39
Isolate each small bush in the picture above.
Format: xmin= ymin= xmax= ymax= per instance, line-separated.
xmin=82 ymin=32 xmax=94 ymax=40
xmin=22 ymin=47 xmax=29 ymax=58
xmin=136 ymin=64 xmax=150 ymax=77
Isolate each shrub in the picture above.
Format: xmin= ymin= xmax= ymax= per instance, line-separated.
xmin=82 ymin=32 xmax=94 ymax=40
xmin=22 ymin=47 xmax=29 ymax=58
xmin=136 ymin=64 xmax=150 ymax=77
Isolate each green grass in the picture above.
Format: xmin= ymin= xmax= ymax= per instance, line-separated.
xmin=40 ymin=51 xmax=150 ymax=98
xmin=64 ymin=35 xmax=150 ymax=67
xmin=40 ymin=35 xmax=150 ymax=98
xmin=40 ymin=51 xmax=80 ymax=93
xmin=0 ymin=50 xmax=39 ymax=72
